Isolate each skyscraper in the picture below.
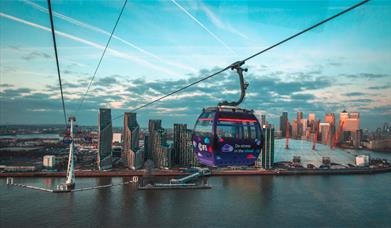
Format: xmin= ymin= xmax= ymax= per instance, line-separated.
xmin=146 ymin=119 xmax=162 ymax=162
xmin=123 ymin=112 xmax=141 ymax=169
xmin=173 ymin=124 xmax=198 ymax=167
xmin=297 ymin=111 xmax=303 ymax=121
xmin=97 ymin=108 xmax=112 ymax=170
xmin=280 ymin=112 xmax=288 ymax=137
xmin=320 ymin=123 xmax=331 ymax=145
xmin=308 ymin=113 xmax=315 ymax=122
xmin=339 ymin=111 xmax=360 ymax=146
xmin=297 ymin=111 xmax=303 ymax=137
xmin=340 ymin=110 xmax=349 ymax=124
xmin=258 ymin=127 xmax=274 ymax=169
xmin=325 ymin=113 xmax=336 ymax=126
xmin=150 ymin=128 xmax=171 ymax=168
xmin=149 ymin=119 xmax=162 ymax=133
xmin=292 ymin=119 xmax=298 ymax=139
xmin=261 ymin=114 xmax=266 ymax=128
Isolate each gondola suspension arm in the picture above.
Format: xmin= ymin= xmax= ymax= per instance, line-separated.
xmin=218 ymin=60 xmax=248 ymax=107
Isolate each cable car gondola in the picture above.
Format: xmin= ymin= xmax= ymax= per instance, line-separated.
xmin=192 ymin=61 xmax=264 ymax=167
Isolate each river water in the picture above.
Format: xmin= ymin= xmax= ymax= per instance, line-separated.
xmin=1 ymin=174 xmax=390 ymax=227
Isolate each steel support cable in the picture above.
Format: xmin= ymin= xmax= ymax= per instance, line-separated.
xmin=47 ymin=0 xmax=67 ymax=126
xmin=76 ymin=0 xmax=128 ymax=114
xmin=106 ymin=0 xmax=370 ymax=126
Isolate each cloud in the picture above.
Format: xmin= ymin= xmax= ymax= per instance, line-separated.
xmin=0 ymin=12 xmax=182 ymax=77
xmin=22 ymin=0 xmax=196 ymax=73
xmin=343 ymin=73 xmax=388 ymax=79
xmin=94 ymin=77 xmax=119 ymax=87
xmin=344 ymin=92 xmax=365 ymax=96
xmin=0 ymin=83 xmax=13 ymax=88
xmin=1 ymin=66 xmax=389 ymax=129
xmin=350 ymin=99 xmax=373 ymax=103
xmin=1 ymin=88 xmax=32 ymax=97
xmin=21 ymin=50 xmax=51 ymax=60
xmin=199 ymin=2 xmax=249 ymax=40
xmin=367 ymin=85 xmax=391 ymax=90
xmin=170 ymin=0 xmax=236 ymax=55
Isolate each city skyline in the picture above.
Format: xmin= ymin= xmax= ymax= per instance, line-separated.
xmin=1 ymin=0 xmax=390 ymax=130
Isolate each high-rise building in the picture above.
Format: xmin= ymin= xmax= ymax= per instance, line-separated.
xmin=173 ymin=124 xmax=198 ymax=167
xmin=292 ymin=120 xmax=298 ymax=139
xmin=150 ymin=128 xmax=171 ymax=168
xmin=353 ymin=129 xmax=362 ymax=148
xmin=261 ymin=114 xmax=266 ymax=128
xmin=301 ymin=118 xmax=308 ymax=140
xmin=324 ymin=113 xmax=336 ymax=145
xmin=149 ymin=119 xmax=162 ymax=133
xmin=343 ymin=112 xmax=360 ymax=132
xmin=280 ymin=112 xmax=288 ymax=137
xmin=296 ymin=111 xmax=303 ymax=137
xmin=297 ymin=111 xmax=303 ymax=121
xmin=144 ymin=134 xmax=149 ymax=161
xmin=123 ymin=112 xmax=141 ymax=169
xmin=320 ymin=123 xmax=331 ymax=145
xmin=258 ymin=127 xmax=274 ymax=169
xmin=338 ymin=111 xmax=361 ymax=145
xmin=147 ymin=119 xmax=162 ymax=161
xmin=97 ymin=108 xmax=113 ymax=170
xmin=340 ymin=110 xmax=349 ymax=125
xmin=325 ymin=113 xmax=336 ymax=126
xmin=308 ymin=113 xmax=315 ymax=122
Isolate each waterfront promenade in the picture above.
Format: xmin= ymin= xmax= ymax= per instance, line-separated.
xmin=1 ymin=166 xmax=390 ymax=178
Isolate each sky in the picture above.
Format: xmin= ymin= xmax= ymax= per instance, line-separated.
xmin=0 ymin=0 xmax=390 ymax=130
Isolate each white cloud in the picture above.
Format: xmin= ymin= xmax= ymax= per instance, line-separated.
xmin=0 ymin=12 xmax=182 ymax=78
xmin=199 ymin=2 xmax=250 ymax=41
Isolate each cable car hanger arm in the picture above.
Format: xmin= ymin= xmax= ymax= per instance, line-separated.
xmin=218 ymin=60 xmax=248 ymax=107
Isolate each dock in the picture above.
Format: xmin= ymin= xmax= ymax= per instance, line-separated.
xmin=5 ymin=177 xmax=139 ymax=193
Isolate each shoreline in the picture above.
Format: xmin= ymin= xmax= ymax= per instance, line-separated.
xmin=1 ymin=166 xmax=390 ymax=177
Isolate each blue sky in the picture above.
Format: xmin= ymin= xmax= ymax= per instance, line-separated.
xmin=0 ymin=0 xmax=390 ymax=130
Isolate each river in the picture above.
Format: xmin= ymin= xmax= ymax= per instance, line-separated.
xmin=1 ymin=174 xmax=390 ymax=227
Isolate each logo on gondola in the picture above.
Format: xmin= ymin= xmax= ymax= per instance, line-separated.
xmin=204 ymin=137 xmax=210 ymax=144
xmin=198 ymin=143 xmax=207 ymax=152
xmin=222 ymin=144 xmax=234 ymax=152
xmin=63 ymin=135 xmax=73 ymax=145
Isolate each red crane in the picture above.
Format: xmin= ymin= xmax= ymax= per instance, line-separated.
xmin=312 ymin=120 xmax=320 ymax=150
xmin=285 ymin=118 xmax=289 ymax=149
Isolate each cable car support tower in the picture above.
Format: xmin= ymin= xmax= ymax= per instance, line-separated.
xmin=65 ymin=116 xmax=76 ymax=190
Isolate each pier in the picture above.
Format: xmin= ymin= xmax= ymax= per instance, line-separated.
xmin=5 ymin=176 xmax=139 ymax=193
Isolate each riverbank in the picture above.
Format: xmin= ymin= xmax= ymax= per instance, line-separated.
xmin=1 ymin=166 xmax=390 ymax=177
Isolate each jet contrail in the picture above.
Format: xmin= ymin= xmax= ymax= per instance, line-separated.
xmin=0 ymin=12 xmax=182 ymax=77
xmin=170 ymin=0 xmax=237 ymax=55
xmin=22 ymin=0 xmax=196 ymax=73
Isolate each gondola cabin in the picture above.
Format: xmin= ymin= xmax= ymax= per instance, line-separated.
xmin=193 ymin=106 xmax=264 ymax=167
